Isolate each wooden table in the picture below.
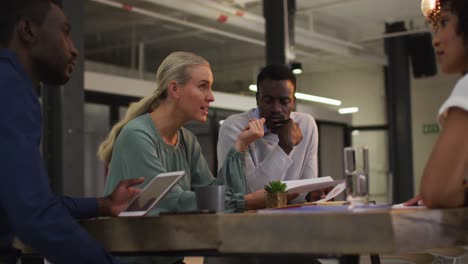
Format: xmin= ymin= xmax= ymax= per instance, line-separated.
xmin=15 ymin=206 xmax=467 ymax=264
xmin=77 ymin=207 xmax=467 ymax=255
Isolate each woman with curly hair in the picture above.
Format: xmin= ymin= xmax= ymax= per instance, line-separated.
xmin=408 ymin=0 xmax=468 ymax=208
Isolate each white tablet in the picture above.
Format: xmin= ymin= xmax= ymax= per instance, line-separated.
xmin=119 ymin=171 xmax=185 ymax=217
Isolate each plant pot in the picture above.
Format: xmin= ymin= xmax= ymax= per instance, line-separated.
xmin=266 ymin=192 xmax=287 ymax=208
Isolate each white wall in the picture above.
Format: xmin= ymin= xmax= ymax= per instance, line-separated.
xmin=297 ymin=67 xmax=387 ymax=126
xmin=410 ymin=72 xmax=458 ymax=193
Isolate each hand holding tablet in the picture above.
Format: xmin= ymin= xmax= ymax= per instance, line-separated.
xmin=119 ymin=171 xmax=185 ymax=217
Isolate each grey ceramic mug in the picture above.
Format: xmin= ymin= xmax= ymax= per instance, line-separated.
xmin=195 ymin=185 xmax=225 ymax=213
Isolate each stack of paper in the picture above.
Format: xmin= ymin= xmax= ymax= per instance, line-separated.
xmin=282 ymin=177 xmax=346 ymax=203
xmin=283 ymin=176 xmax=344 ymax=194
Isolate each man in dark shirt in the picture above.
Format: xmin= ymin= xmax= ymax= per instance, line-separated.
xmin=0 ymin=0 xmax=144 ymax=263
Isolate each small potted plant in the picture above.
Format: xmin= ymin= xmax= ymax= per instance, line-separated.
xmin=264 ymin=181 xmax=287 ymax=208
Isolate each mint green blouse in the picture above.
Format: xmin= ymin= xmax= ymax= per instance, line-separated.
xmin=103 ymin=113 xmax=246 ymax=214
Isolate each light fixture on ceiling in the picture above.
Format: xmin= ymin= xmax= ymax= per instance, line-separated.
xmin=338 ymin=107 xmax=359 ymax=114
xmin=249 ymin=84 xmax=257 ymax=92
xmin=421 ymin=0 xmax=437 ymax=18
xmin=249 ymin=85 xmax=342 ymax=106
xmin=290 ymin=62 xmax=302 ymax=75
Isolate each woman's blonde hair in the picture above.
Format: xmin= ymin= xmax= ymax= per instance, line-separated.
xmin=97 ymin=51 xmax=210 ymax=164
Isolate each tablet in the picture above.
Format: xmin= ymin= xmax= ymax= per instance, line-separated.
xmin=119 ymin=171 xmax=185 ymax=217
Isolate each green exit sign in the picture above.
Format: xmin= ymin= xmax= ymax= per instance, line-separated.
xmin=422 ymin=123 xmax=440 ymax=134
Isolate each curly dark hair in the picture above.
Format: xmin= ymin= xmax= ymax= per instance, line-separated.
xmin=0 ymin=0 xmax=63 ymax=46
xmin=428 ymin=0 xmax=468 ymax=41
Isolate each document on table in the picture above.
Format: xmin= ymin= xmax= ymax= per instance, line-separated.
xmin=313 ymin=182 xmax=346 ymax=203
xmin=392 ymin=203 xmax=427 ymax=209
xmin=283 ymin=176 xmax=345 ymax=194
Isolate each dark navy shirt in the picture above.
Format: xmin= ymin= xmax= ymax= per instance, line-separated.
xmin=0 ymin=49 xmax=118 ymax=263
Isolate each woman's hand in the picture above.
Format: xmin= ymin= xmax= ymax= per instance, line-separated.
xmin=403 ymin=194 xmax=424 ymax=206
xmin=235 ymin=118 xmax=265 ymax=152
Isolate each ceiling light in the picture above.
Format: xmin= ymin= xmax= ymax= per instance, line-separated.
xmin=338 ymin=107 xmax=359 ymax=114
xmin=292 ymin=68 xmax=303 ymax=75
xmin=295 ymin=92 xmax=341 ymax=106
xmin=421 ymin=0 xmax=436 ymax=18
xmin=249 ymin=85 xmax=342 ymax=106
xmin=290 ymin=62 xmax=302 ymax=75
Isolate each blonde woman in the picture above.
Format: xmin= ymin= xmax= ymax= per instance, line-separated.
xmin=99 ymin=52 xmax=278 ymax=264
xmin=99 ymin=51 xmax=277 ymax=216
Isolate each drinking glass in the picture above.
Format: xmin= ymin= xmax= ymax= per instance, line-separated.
xmin=344 ymin=147 xmax=369 ymax=206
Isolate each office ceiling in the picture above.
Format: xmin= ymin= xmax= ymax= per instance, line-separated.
xmin=84 ymin=0 xmax=428 ymax=95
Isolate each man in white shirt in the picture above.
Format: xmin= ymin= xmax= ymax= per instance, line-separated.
xmin=217 ymin=64 xmax=319 ymax=203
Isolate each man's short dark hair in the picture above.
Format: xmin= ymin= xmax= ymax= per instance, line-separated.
xmin=0 ymin=0 xmax=63 ymax=46
xmin=256 ymin=64 xmax=297 ymax=93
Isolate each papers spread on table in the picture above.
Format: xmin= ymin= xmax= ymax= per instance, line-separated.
xmin=258 ymin=205 xmax=351 ymax=213
xmin=257 ymin=204 xmax=393 ymax=214
xmin=392 ymin=203 xmax=427 ymax=209
xmin=283 ymin=176 xmax=344 ymax=194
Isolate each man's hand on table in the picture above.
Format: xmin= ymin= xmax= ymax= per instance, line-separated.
xmin=97 ymin=177 xmax=145 ymax=216
xmin=306 ymin=187 xmax=334 ymax=202
xmin=244 ymin=189 xmax=299 ymax=210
